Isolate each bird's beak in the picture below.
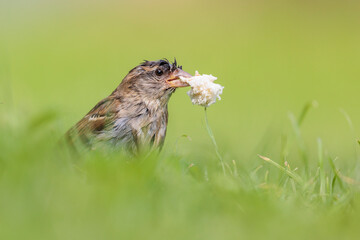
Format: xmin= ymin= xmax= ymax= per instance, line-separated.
xmin=166 ymin=69 xmax=192 ymax=88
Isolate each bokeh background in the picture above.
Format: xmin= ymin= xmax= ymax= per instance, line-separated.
xmin=1 ymin=0 xmax=360 ymax=239
xmin=2 ymin=0 xmax=360 ymax=163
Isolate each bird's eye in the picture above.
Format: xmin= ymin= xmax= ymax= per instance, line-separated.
xmin=155 ymin=69 xmax=163 ymax=76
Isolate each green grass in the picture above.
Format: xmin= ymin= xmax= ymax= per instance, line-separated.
xmin=1 ymin=106 xmax=360 ymax=240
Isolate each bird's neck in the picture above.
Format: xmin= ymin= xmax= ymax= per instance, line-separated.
xmin=114 ymin=83 xmax=173 ymax=113
xmin=112 ymin=88 xmax=171 ymax=118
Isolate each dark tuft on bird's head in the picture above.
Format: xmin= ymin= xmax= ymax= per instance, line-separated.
xmin=139 ymin=58 xmax=181 ymax=72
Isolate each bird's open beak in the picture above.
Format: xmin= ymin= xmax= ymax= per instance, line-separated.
xmin=166 ymin=69 xmax=192 ymax=88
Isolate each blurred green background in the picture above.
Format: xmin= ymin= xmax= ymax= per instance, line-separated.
xmin=1 ymin=0 xmax=360 ymax=239
xmin=1 ymin=0 xmax=360 ymax=162
xmin=1 ymin=0 xmax=360 ymax=157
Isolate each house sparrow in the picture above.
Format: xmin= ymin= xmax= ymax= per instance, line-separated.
xmin=66 ymin=59 xmax=191 ymax=154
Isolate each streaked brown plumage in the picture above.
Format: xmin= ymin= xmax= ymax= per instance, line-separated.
xmin=66 ymin=59 xmax=191 ymax=154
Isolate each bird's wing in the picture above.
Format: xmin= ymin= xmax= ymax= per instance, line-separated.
xmin=66 ymin=96 xmax=120 ymax=147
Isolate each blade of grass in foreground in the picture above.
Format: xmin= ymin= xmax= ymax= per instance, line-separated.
xmin=289 ymin=112 xmax=309 ymax=177
xmin=340 ymin=109 xmax=360 ymax=161
xmin=288 ymin=101 xmax=317 ymax=178
xmin=328 ymin=157 xmax=359 ymax=187
xmin=258 ymin=155 xmax=303 ymax=185
xmin=318 ymin=138 xmax=326 ymax=202
xmin=204 ymin=108 xmax=226 ymax=176
xmin=298 ymin=100 xmax=318 ymax=126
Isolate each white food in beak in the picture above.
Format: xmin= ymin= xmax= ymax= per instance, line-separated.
xmin=180 ymin=71 xmax=224 ymax=107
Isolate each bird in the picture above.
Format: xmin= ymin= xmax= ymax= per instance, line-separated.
xmin=65 ymin=59 xmax=192 ymax=155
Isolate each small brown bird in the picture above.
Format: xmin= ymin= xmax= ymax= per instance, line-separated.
xmin=66 ymin=59 xmax=191 ymax=154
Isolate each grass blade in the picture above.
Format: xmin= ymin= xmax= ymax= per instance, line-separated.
xmin=328 ymin=157 xmax=344 ymax=191
xmin=318 ymin=138 xmax=326 ymax=202
xmin=289 ymin=113 xmax=309 ymax=177
xmin=297 ymin=100 xmax=318 ymax=126
xmin=204 ymin=108 xmax=226 ymax=176
xmin=258 ymin=155 xmax=303 ymax=185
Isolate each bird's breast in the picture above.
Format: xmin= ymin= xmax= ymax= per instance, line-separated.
xmin=110 ymin=104 xmax=168 ymax=151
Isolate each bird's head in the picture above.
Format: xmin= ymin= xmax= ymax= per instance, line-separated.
xmin=115 ymin=59 xmax=192 ymax=102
